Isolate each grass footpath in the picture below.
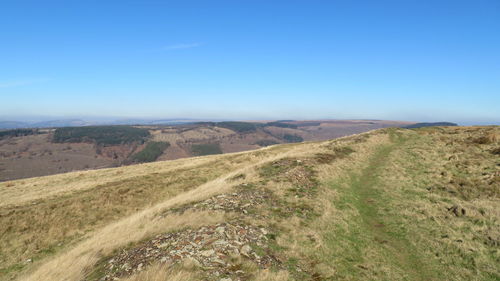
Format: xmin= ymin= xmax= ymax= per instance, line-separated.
xmin=327 ymin=131 xmax=441 ymax=280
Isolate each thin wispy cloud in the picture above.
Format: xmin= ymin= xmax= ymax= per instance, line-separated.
xmin=0 ymin=78 xmax=50 ymax=88
xmin=162 ymin=42 xmax=203 ymax=50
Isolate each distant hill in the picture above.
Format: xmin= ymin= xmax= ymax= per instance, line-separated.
xmin=404 ymin=122 xmax=458 ymax=128
xmin=0 ymin=120 xmax=412 ymax=181
xmin=0 ymin=121 xmax=29 ymax=129
xmin=0 ymin=119 xmax=91 ymax=129
xmin=32 ymin=119 xmax=91 ymax=128
xmin=0 ymin=118 xmax=210 ymax=129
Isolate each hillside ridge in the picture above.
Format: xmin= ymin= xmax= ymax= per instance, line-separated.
xmin=0 ymin=120 xmax=412 ymax=181
xmin=0 ymin=126 xmax=498 ymax=281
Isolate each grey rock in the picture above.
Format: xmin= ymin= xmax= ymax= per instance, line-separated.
xmin=240 ymin=244 xmax=252 ymax=256
xmin=216 ymin=226 xmax=225 ymax=234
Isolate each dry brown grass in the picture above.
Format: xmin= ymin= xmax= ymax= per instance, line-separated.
xmin=20 ymin=210 xmax=227 ymax=281
xmin=469 ymin=130 xmax=499 ymax=145
xmin=352 ymin=127 xmax=499 ymax=278
xmin=120 ymin=257 xmax=290 ymax=281
xmin=120 ymin=263 xmax=201 ymax=281
xmin=11 ymin=139 xmax=320 ymax=281
xmin=373 ymin=127 xmax=500 ymax=279
xmin=0 ymin=160 xmax=230 ymax=273
xmin=0 ymin=155 xmax=216 ymax=208
xmin=259 ymin=131 xmax=392 ymax=280
xmin=4 ymin=126 xmax=498 ymax=281
xmin=244 ymin=127 xmax=498 ymax=280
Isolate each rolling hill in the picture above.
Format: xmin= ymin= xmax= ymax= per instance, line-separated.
xmin=0 ymin=120 xmax=411 ymax=181
xmin=0 ymin=126 xmax=498 ymax=281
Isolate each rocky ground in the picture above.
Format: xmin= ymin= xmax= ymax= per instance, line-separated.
xmin=94 ymin=187 xmax=283 ymax=281
xmin=97 ymin=222 xmax=280 ymax=281
xmin=164 ymin=187 xmax=272 ymax=217
xmin=88 ymin=156 xmax=323 ymax=281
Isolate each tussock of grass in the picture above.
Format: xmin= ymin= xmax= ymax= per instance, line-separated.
xmin=121 ymin=262 xmax=201 ymax=281
xmin=469 ymin=131 xmax=498 ymax=145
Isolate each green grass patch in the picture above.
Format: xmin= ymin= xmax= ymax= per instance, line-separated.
xmin=322 ymin=136 xmax=444 ymax=280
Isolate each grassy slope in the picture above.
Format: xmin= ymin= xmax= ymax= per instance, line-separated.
xmin=319 ymin=127 xmax=499 ymax=280
xmin=0 ymin=127 xmax=498 ymax=281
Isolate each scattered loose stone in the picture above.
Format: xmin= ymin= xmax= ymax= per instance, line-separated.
xmin=97 ymin=223 xmax=280 ymax=281
xmin=163 ymin=189 xmax=272 ymax=216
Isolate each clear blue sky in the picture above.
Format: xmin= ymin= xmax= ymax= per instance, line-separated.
xmin=1 ymin=0 xmax=499 ymax=124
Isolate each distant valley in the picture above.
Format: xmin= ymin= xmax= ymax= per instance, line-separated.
xmin=0 ymin=120 xmax=412 ymax=181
